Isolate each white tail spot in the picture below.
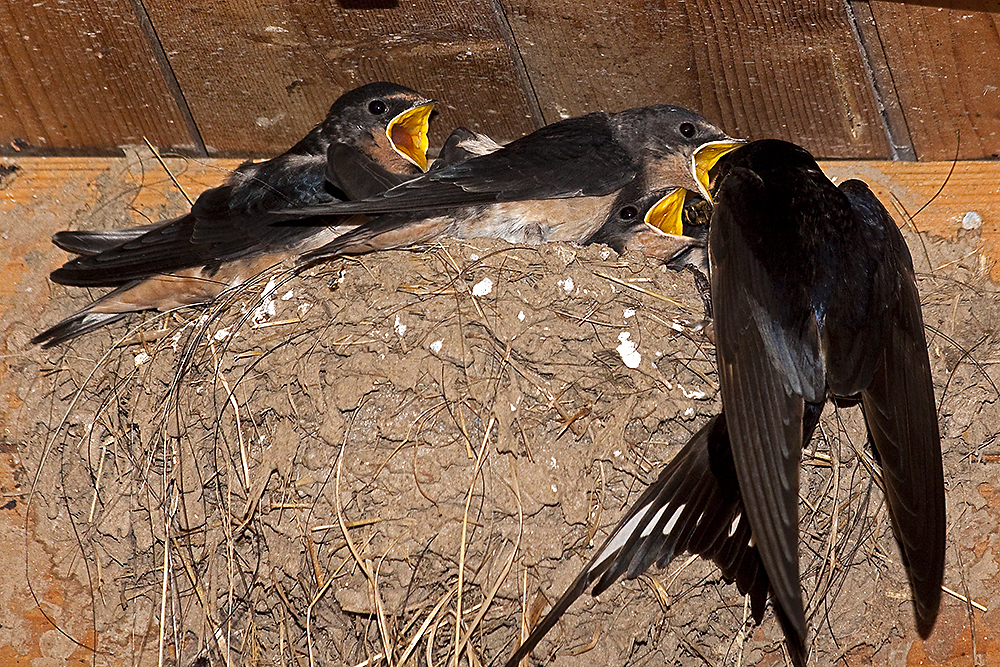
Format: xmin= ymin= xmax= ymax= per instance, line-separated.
xmin=662 ymin=504 xmax=686 ymax=535
xmin=641 ymin=504 xmax=670 ymax=538
xmin=592 ymin=504 xmax=652 ymax=568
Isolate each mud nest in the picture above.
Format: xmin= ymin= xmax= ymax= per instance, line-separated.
xmin=9 ymin=227 xmax=1000 ymax=666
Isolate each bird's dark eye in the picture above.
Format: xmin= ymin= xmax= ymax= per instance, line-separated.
xmin=619 ymin=205 xmax=639 ymax=220
xmin=679 ymin=122 xmax=696 ymax=138
xmin=368 ymin=100 xmax=389 ymax=115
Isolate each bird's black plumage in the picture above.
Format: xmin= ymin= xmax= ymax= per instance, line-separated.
xmin=503 ymin=413 xmax=770 ymax=667
xmin=34 ymin=82 xmax=434 ymax=347
xmin=505 ymin=139 xmax=943 ymax=667
xmin=709 ymin=139 xmax=944 ymax=662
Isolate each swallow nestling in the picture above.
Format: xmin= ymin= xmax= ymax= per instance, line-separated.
xmin=584 ymin=186 xmax=711 ymax=267
xmin=505 ymin=139 xmax=944 ymax=667
xmin=584 ymin=187 xmax=714 ymax=320
xmin=279 ymin=105 xmax=742 ymax=257
xmin=299 ymin=126 xmax=510 ymax=264
xmin=709 ymin=140 xmax=943 ymax=663
xmin=32 ymin=82 xmax=434 ymax=347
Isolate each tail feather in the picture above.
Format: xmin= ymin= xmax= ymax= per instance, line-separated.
xmin=52 ymin=221 xmax=167 ymax=256
xmin=504 ymin=413 xmax=771 ymax=667
xmin=31 ymin=310 xmax=129 ymax=348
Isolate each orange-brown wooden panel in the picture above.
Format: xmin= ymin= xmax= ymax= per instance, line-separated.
xmin=820 ymin=160 xmax=1000 ymax=281
xmin=864 ymin=0 xmax=1000 ymax=160
xmin=0 ymin=0 xmax=196 ymax=155
xmin=499 ymin=0 xmax=891 ymax=158
xmin=143 ymin=0 xmax=537 ymax=156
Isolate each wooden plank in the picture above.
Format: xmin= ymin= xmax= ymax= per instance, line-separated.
xmin=143 ymin=0 xmax=537 ymax=155
xmin=862 ymin=0 xmax=1000 ymax=160
xmin=498 ymin=0 xmax=891 ymax=158
xmin=0 ymin=0 xmax=196 ymax=155
xmin=820 ymin=160 xmax=1000 ymax=281
xmin=845 ymin=0 xmax=916 ymax=160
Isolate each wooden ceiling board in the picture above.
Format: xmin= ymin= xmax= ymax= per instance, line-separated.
xmin=0 ymin=0 xmax=194 ymax=155
xmin=863 ymin=0 xmax=1000 ymax=160
xmin=143 ymin=0 xmax=537 ymax=155
xmin=499 ymin=0 xmax=891 ymax=158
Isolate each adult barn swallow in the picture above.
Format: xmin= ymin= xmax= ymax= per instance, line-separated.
xmin=506 ymin=140 xmax=943 ymax=667
xmin=280 ymin=105 xmax=742 ymax=257
xmin=709 ymin=139 xmax=943 ymax=663
xmin=32 ymin=82 xmax=434 ymax=347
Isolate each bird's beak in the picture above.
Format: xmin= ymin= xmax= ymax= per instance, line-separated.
xmin=644 ymin=189 xmax=687 ymax=236
xmin=388 ymin=100 xmax=435 ymax=171
xmin=692 ymin=139 xmax=745 ymax=202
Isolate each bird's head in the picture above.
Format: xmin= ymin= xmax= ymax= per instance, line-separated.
xmin=323 ymin=82 xmax=436 ymax=173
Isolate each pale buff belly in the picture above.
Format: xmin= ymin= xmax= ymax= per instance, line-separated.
xmin=451 ymin=194 xmax=619 ymax=244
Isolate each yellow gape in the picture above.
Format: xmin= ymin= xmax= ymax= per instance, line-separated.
xmin=693 ymin=139 xmax=744 ymax=202
xmin=388 ymin=102 xmax=435 ymax=171
xmin=644 ymin=188 xmax=686 ymax=236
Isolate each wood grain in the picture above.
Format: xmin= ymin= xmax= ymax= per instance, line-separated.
xmin=846 ymin=0 xmax=916 ymax=160
xmin=499 ymin=0 xmax=891 ymax=158
xmin=862 ymin=0 xmax=1000 ymax=160
xmin=143 ymin=0 xmax=537 ymax=155
xmin=0 ymin=0 xmax=195 ymax=155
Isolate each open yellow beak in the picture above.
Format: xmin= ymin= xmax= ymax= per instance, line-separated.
xmin=692 ymin=139 xmax=745 ymax=202
xmin=388 ymin=101 xmax=435 ymax=172
xmin=644 ymin=189 xmax=687 ymax=236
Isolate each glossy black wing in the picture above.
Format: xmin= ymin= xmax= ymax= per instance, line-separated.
xmin=48 ymin=154 xmax=358 ymax=287
xmin=52 ymin=220 xmax=168 ymax=257
xmin=709 ymin=165 xmax=824 ymax=665
xmin=504 ymin=414 xmax=769 ymax=667
xmin=841 ymin=180 xmax=945 ymax=637
xmin=48 ymin=208 xmax=348 ymax=287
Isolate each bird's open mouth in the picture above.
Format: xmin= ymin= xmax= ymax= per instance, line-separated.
xmin=644 ymin=188 xmax=687 ymax=236
xmin=388 ymin=101 xmax=435 ymax=171
xmin=693 ymin=139 xmax=745 ymax=201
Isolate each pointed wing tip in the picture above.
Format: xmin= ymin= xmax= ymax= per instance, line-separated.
xmin=913 ymin=590 xmax=942 ymax=639
xmin=788 ymin=639 xmax=809 ymax=667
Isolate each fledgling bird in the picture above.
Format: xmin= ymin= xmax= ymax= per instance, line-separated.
xmin=585 ymin=186 xmax=714 ymax=319
xmin=584 ymin=186 xmax=711 ymax=268
xmin=279 ymin=105 xmax=742 ymax=257
xmin=505 ymin=139 xmax=944 ymax=667
xmin=299 ymin=126 xmax=508 ymax=264
xmin=32 ymin=82 xmax=435 ymax=347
